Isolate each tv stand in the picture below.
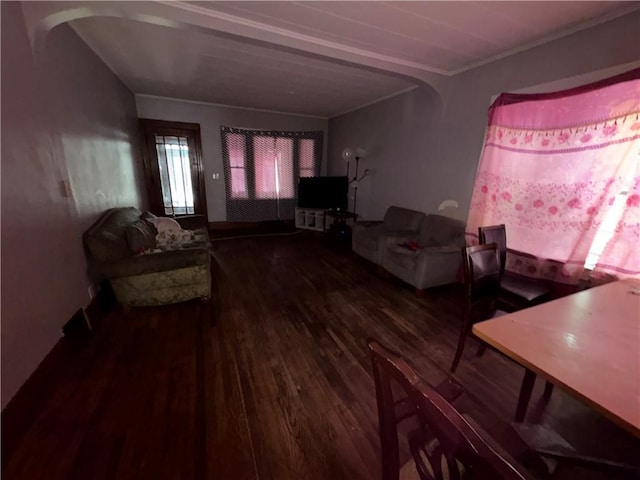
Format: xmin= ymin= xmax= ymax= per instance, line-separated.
xmin=295 ymin=208 xmax=333 ymax=232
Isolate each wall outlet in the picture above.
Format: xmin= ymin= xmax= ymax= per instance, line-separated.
xmin=88 ymin=284 xmax=98 ymax=300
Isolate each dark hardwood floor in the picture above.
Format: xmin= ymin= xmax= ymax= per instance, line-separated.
xmin=3 ymin=232 xmax=638 ymax=479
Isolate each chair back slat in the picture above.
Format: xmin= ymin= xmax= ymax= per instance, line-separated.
xmin=463 ymin=243 xmax=501 ymax=305
xmin=478 ymin=224 xmax=507 ymax=276
xmin=369 ymin=340 xmax=526 ymax=480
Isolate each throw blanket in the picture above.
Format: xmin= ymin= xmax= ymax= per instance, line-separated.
xmin=148 ymin=217 xmax=195 ymax=251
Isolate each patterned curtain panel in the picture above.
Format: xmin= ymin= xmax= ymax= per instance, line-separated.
xmin=221 ymin=127 xmax=323 ymax=222
xmin=466 ymin=69 xmax=640 ymax=283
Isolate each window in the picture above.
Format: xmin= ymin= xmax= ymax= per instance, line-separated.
xmin=299 ymin=139 xmax=315 ymax=178
xmin=253 ymin=136 xmax=294 ymax=199
xmin=466 ymin=70 xmax=639 ymax=281
xmin=155 ymin=135 xmax=195 ymax=215
xmin=227 ymin=133 xmax=248 ymax=199
xmin=221 ymin=127 xmax=323 ymax=222
xmin=140 ymin=119 xmax=207 ymax=218
xmin=584 ymin=166 xmax=636 ymax=271
xmin=221 ymin=127 xmax=322 ymax=200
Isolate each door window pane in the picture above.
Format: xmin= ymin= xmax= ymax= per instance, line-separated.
xmin=155 ymin=135 xmax=195 ymax=215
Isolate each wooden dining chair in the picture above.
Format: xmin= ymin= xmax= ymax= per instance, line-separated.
xmin=451 ymin=243 xmax=555 ymax=416
xmin=368 ymin=340 xmax=527 ymax=480
xmin=450 ymin=243 xmax=506 ymax=373
xmin=478 ymin=225 xmax=551 ymax=309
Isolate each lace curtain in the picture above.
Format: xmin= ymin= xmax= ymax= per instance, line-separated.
xmin=221 ymin=127 xmax=323 ymax=222
xmin=466 ymin=69 xmax=640 ymax=283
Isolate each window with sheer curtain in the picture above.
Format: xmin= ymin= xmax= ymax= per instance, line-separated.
xmin=221 ymin=127 xmax=323 ymax=221
xmin=466 ymin=69 xmax=640 ymax=283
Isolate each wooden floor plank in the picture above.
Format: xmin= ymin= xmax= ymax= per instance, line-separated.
xmin=3 ymin=232 xmax=639 ymax=480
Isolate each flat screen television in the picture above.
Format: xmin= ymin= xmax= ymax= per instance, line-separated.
xmin=297 ymin=176 xmax=348 ymax=210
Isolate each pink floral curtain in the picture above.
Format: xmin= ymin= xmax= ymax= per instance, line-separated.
xmin=466 ymin=69 xmax=640 ymax=283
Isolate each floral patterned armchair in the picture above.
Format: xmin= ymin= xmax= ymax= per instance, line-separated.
xmin=83 ymin=207 xmax=212 ymax=306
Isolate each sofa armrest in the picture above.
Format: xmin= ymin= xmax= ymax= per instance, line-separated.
xmin=353 ymin=221 xmax=383 ymax=236
xmin=175 ymin=215 xmax=208 ymax=231
xmin=355 ymin=220 xmax=383 ymax=229
xmin=101 ymin=248 xmax=210 ymax=278
xmin=414 ymin=245 xmax=463 ymax=289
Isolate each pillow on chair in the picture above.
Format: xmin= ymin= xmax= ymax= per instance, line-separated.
xmin=147 ymin=217 xmax=196 ymax=250
xmin=147 ymin=216 xmax=181 ymax=233
xmin=125 ymin=219 xmax=157 ymax=254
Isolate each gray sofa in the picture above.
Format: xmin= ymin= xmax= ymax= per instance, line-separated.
xmin=352 ymin=206 xmax=425 ymax=265
xmin=381 ymin=214 xmax=466 ymax=291
xmin=353 ymin=206 xmax=465 ymax=292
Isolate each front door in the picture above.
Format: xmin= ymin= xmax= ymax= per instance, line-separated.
xmin=139 ymin=119 xmax=208 ymax=218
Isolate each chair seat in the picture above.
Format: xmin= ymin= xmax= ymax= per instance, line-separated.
xmin=502 ymin=274 xmax=551 ymax=302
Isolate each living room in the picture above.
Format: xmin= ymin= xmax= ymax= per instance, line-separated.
xmin=2 ymin=2 xmax=639 ymax=479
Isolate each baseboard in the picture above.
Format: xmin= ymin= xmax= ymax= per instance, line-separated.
xmin=1 ymin=291 xmax=109 ymax=468
xmin=208 ymin=221 xmax=261 ymax=231
xmin=62 ymin=308 xmax=92 ymax=337
xmin=208 ymin=220 xmax=295 ymax=230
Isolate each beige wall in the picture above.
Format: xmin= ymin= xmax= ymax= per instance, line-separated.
xmin=1 ymin=2 xmax=146 ymax=408
xmin=135 ymin=95 xmax=329 ymax=222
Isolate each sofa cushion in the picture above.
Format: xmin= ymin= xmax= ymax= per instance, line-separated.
xmin=125 ymin=219 xmax=157 ymax=254
xmin=383 ymin=206 xmax=425 ymax=232
xmin=147 ymin=216 xmax=182 ymax=233
xmin=102 ymin=248 xmax=211 ymax=278
xmin=419 ymin=215 xmax=465 ymax=247
xmin=140 ymin=211 xmax=157 ymax=221
xmin=385 ymin=246 xmax=420 ymax=272
xmin=84 ymin=207 xmax=142 ymax=263
xmin=156 ymin=229 xmax=197 ymax=251
xmin=357 ymin=229 xmax=381 ymax=251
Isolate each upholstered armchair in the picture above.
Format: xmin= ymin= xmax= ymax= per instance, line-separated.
xmin=84 ymin=207 xmax=212 ymax=306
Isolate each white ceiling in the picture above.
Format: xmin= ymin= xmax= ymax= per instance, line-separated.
xmin=71 ymin=16 xmax=415 ymax=118
xmin=68 ymin=1 xmax=637 ymax=118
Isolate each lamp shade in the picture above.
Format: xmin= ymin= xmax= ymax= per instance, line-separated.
xmin=341 ymin=147 xmax=355 ymax=162
xmin=355 ymin=147 xmax=367 ymax=159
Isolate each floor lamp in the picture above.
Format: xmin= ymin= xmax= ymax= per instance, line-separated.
xmin=341 ymin=147 xmax=367 ymax=218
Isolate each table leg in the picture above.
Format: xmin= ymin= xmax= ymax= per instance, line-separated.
xmin=543 ymin=381 xmax=554 ymax=401
xmin=516 ymin=369 xmax=536 ymax=422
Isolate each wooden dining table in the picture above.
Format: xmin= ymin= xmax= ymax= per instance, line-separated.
xmin=472 ymin=279 xmax=640 ymax=437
